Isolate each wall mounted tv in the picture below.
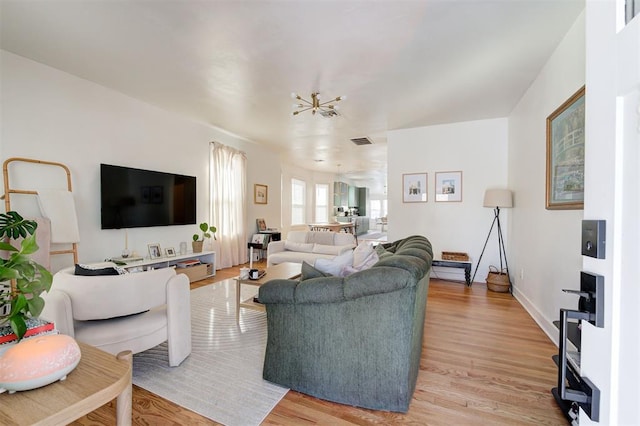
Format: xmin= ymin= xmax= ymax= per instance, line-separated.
xmin=100 ymin=164 xmax=196 ymax=229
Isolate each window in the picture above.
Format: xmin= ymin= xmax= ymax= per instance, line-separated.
xmin=291 ymin=178 xmax=306 ymax=225
xmin=370 ymin=199 xmax=388 ymax=220
xmin=315 ymin=183 xmax=329 ymax=223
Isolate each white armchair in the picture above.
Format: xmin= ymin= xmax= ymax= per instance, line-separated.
xmin=40 ymin=264 xmax=191 ymax=367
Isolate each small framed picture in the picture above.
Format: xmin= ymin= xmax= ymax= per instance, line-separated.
xmin=435 ymin=171 xmax=463 ymax=202
xmin=254 ymin=184 xmax=268 ymax=204
xmin=148 ymin=243 xmax=162 ymax=259
xmin=402 ymin=173 xmax=427 ymax=203
xmin=165 ymin=247 xmax=176 ymax=257
xmin=256 ymin=218 xmax=267 ymax=231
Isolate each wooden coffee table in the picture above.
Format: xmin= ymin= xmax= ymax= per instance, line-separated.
xmin=235 ymin=262 xmax=301 ymax=324
xmin=0 ymin=342 xmax=132 ymax=425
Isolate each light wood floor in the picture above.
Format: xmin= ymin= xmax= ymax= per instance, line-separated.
xmin=72 ymin=261 xmax=566 ymax=425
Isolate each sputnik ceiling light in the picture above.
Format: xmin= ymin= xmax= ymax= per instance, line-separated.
xmin=291 ymin=92 xmax=346 ymax=116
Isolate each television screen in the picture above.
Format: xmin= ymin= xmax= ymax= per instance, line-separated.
xmin=100 ymin=164 xmax=196 ymax=229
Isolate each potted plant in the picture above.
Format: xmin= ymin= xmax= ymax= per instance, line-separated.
xmin=192 ymin=222 xmax=217 ymax=253
xmin=0 ymin=211 xmax=53 ymax=340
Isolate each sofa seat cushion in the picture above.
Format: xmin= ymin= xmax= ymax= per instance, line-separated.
xmin=74 ymin=305 xmax=167 ymax=348
xmin=268 ymin=251 xmax=338 ymax=266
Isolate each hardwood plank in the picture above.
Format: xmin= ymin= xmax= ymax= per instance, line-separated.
xmin=71 ymin=263 xmax=565 ymax=425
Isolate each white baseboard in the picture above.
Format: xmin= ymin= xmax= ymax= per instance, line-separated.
xmin=512 ymin=285 xmax=559 ymax=347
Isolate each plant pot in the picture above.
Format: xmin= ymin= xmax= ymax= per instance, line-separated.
xmin=486 ymin=266 xmax=510 ymax=293
xmin=192 ymin=241 xmax=204 ymax=253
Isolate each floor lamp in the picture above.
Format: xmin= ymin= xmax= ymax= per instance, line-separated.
xmin=470 ymin=189 xmax=513 ymax=288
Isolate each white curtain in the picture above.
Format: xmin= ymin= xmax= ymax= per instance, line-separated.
xmin=210 ymin=142 xmax=247 ymax=269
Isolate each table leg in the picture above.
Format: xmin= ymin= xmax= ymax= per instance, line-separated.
xmin=465 ymin=264 xmax=472 ymax=286
xmin=235 ymin=279 xmax=241 ymax=324
xmin=115 ymin=350 xmax=133 ymax=426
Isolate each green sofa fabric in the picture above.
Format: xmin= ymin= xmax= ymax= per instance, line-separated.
xmin=258 ymin=235 xmax=433 ymax=412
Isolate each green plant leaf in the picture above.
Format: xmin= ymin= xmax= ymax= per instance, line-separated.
xmin=199 ymin=222 xmax=208 ymax=232
xmin=0 ymin=242 xmax=18 ymax=252
xmin=0 ymin=266 xmax=20 ymax=281
xmin=0 ymin=211 xmax=37 ymax=240
xmin=27 ymin=295 xmax=45 ymax=317
xmin=10 ymin=315 xmax=27 ymax=340
xmin=19 ymin=234 xmax=39 ymax=255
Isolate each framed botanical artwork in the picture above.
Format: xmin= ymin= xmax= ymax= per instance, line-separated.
xmin=148 ymin=243 xmax=162 ymax=259
xmin=546 ymin=86 xmax=585 ymax=210
xmin=254 ymin=184 xmax=268 ymax=204
xmin=165 ymin=247 xmax=176 ymax=257
xmin=435 ymin=171 xmax=463 ymax=202
xmin=402 ymin=173 xmax=427 ymax=203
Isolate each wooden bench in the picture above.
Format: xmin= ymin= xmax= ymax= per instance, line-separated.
xmin=432 ymin=259 xmax=472 ymax=286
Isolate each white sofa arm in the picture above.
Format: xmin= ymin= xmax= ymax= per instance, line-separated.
xmin=267 ymin=240 xmax=286 ymax=257
xmin=166 ymin=273 xmax=191 ymax=366
xmin=40 ymin=289 xmax=75 ymax=338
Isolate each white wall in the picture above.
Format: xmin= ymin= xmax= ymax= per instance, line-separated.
xmin=0 ymin=50 xmax=281 ymax=271
xmin=387 ymin=118 xmax=508 ymax=282
xmin=507 ymin=12 xmax=585 ymax=340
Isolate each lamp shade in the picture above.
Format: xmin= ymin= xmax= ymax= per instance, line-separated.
xmin=483 ymin=189 xmax=513 ymax=208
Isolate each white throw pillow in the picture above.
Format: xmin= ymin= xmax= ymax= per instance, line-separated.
xmin=352 ymin=242 xmax=375 ymax=267
xmin=284 ymin=241 xmax=314 ymax=253
xmin=314 ymin=250 xmax=354 ymax=276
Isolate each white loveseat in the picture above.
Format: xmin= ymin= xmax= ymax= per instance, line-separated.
xmin=41 ymin=264 xmax=191 ymax=367
xmin=267 ymin=230 xmax=356 ymax=267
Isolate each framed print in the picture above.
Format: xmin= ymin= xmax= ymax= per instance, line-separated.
xmin=546 ymin=86 xmax=585 ymax=210
xmin=256 ymin=218 xmax=267 ymax=231
xmin=254 ymin=184 xmax=268 ymax=204
xmin=165 ymin=247 xmax=176 ymax=257
xmin=148 ymin=243 xmax=162 ymax=259
xmin=402 ymin=173 xmax=427 ymax=203
xmin=435 ymin=171 xmax=463 ymax=202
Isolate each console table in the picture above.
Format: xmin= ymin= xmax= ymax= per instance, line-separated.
xmin=0 ymin=343 xmax=132 ymax=425
xmin=112 ymin=251 xmax=216 ymax=282
xmin=432 ymin=259 xmax=472 ymax=286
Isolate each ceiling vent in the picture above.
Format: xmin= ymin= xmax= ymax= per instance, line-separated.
xmin=350 ymin=137 xmax=373 ymax=146
xmin=319 ymin=109 xmax=340 ymax=118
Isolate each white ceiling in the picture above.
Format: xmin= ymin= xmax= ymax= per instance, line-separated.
xmin=0 ymin=0 xmax=584 ymax=192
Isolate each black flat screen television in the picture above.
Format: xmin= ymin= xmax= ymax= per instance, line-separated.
xmin=100 ymin=164 xmax=196 ymax=229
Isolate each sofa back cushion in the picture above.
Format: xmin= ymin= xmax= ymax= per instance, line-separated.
xmin=287 ymin=231 xmax=309 ymax=243
xmin=334 ymin=232 xmax=356 ymax=246
xmin=307 ymin=231 xmax=335 ymax=245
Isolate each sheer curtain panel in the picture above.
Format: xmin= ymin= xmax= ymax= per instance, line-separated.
xmin=210 ymin=142 xmax=247 ymax=269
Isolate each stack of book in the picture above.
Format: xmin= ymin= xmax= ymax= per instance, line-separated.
xmin=0 ymin=318 xmax=57 ymax=352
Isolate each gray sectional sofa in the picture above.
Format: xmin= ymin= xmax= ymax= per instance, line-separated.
xmin=258 ymin=235 xmax=433 ymax=412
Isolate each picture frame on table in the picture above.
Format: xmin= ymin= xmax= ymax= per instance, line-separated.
xmin=148 ymin=243 xmax=162 ymax=259
xmin=435 ymin=171 xmax=463 ymax=202
xmin=256 ymin=218 xmax=267 ymax=232
xmin=546 ymin=86 xmax=585 ymax=210
xmin=402 ymin=173 xmax=427 ymax=203
xmin=254 ymin=184 xmax=268 ymax=204
xmin=165 ymin=247 xmax=176 ymax=257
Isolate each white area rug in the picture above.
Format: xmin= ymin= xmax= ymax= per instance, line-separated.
xmin=132 ymin=280 xmax=288 ymax=426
